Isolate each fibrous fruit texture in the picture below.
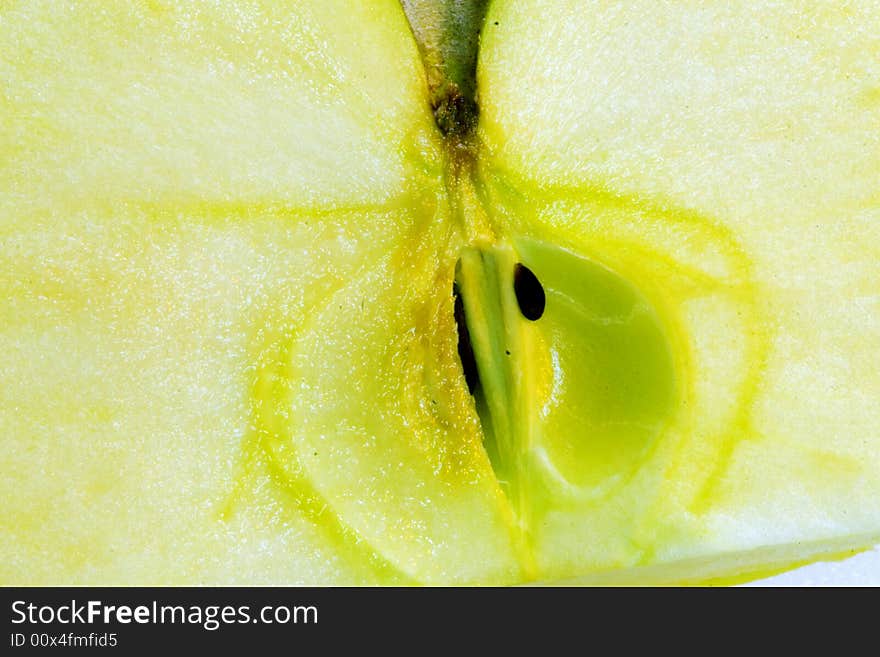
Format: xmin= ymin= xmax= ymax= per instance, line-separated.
xmin=1 ymin=0 xmax=878 ymax=584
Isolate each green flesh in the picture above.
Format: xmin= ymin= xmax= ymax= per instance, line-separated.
xmin=2 ymin=0 xmax=879 ymax=584
xmin=456 ymin=239 xmax=677 ymax=572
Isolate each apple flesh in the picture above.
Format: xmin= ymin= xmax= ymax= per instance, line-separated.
xmin=1 ymin=0 xmax=878 ymax=584
xmin=1 ymin=0 xmax=515 ymax=585
xmin=476 ymin=0 xmax=880 ymax=580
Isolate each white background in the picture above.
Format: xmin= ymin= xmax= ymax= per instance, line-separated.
xmin=747 ymin=544 xmax=880 ymax=586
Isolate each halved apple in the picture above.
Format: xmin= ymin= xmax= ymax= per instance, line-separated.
xmin=1 ymin=0 xmax=878 ymax=584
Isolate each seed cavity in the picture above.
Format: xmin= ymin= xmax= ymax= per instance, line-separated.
xmin=453 ymin=283 xmax=480 ymax=394
xmin=513 ymin=263 xmax=545 ymax=321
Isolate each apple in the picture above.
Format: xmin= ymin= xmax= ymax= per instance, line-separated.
xmin=1 ymin=0 xmax=878 ymax=584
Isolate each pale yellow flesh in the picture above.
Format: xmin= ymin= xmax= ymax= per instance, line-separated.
xmin=2 ymin=0 xmax=879 ymax=584
xmin=478 ymin=0 xmax=880 ymax=579
xmin=0 ymin=0 xmax=519 ymax=585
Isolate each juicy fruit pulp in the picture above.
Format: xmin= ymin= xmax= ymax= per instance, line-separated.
xmin=2 ymin=0 xmax=879 ymax=584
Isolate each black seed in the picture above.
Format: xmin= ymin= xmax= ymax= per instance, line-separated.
xmin=513 ymin=263 xmax=545 ymax=321
xmin=453 ymin=283 xmax=480 ymax=395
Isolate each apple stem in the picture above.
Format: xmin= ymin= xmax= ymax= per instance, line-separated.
xmin=400 ymin=0 xmax=489 ymax=138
